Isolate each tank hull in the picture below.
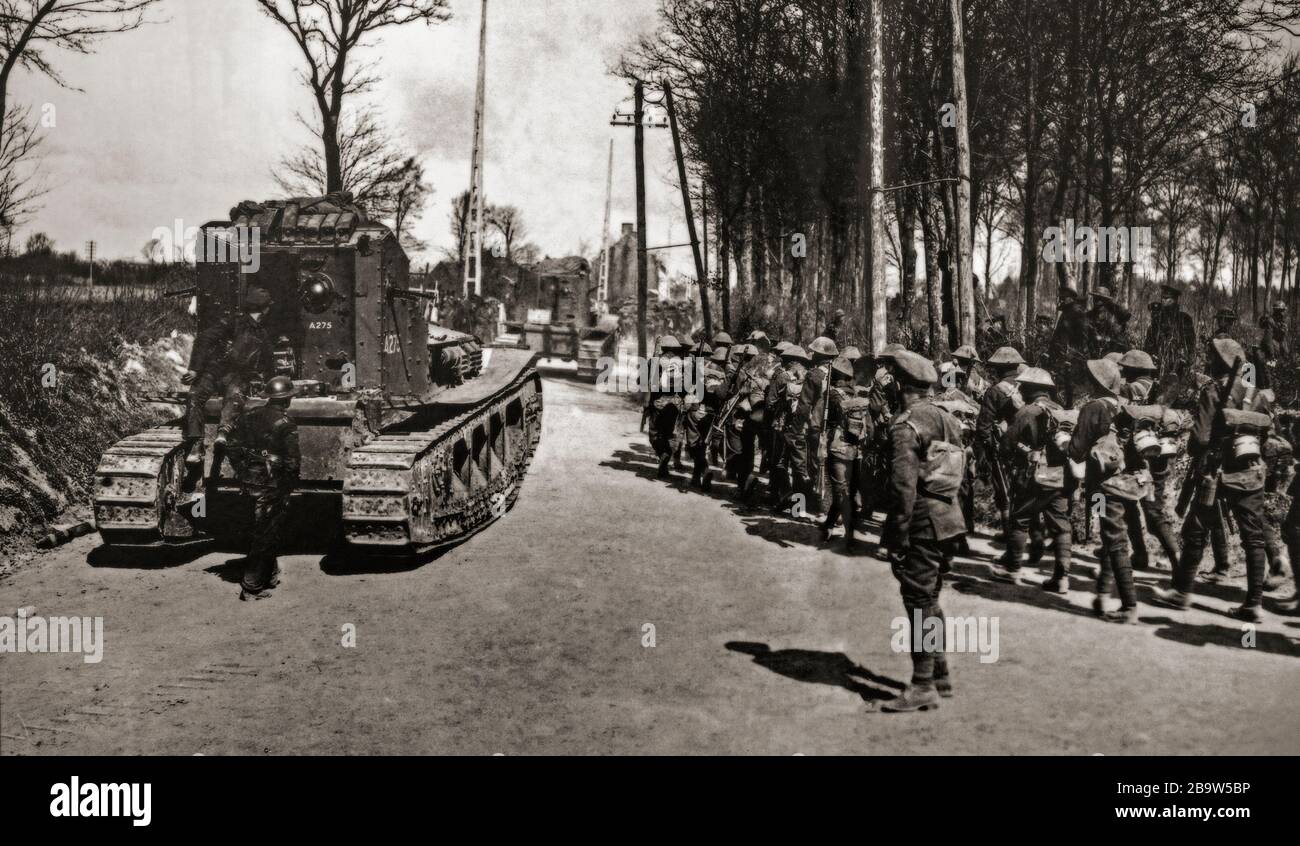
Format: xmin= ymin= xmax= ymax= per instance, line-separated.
xmin=92 ymin=349 xmax=542 ymax=557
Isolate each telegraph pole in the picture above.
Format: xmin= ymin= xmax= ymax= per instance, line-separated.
xmin=463 ymin=0 xmax=488 ymax=298
xmin=86 ymin=241 xmax=96 ymax=286
xmin=951 ymin=0 xmax=976 ymax=348
xmin=599 ymin=138 xmax=613 ymax=305
xmin=664 ymin=82 xmax=712 ymax=338
xmin=864 ymin=0 xmax=886 ymax=354
xmin=634 ymin=81 xmax=648 ymax=359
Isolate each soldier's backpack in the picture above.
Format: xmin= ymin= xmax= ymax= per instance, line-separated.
xmin=903 ymin=405 xmax=966 ymax=500
xmin=1088 ymin=397 xmax=1126 ymax=478
xmin=1025 ymin=399 xmax=1068 ymax=489
xmin=839 ymin=394 xmax=874 ymax=444
xmin=1118 ymin=403 xmax=1167 ymax=460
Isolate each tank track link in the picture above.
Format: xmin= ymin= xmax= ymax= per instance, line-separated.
xmin=92 ymin=426 xmax=190 ymax=545
xmin=342 ymin=368 xmax=543 ymax=553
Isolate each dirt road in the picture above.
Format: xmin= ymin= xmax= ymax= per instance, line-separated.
xmin=2 ymin=374 xmax=1298 ymax=755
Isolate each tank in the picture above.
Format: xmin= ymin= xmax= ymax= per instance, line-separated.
xmin=495 ymin=256 xmax=618 ymax=381
xmin=92 ymin=194 xmax=542 ymax=556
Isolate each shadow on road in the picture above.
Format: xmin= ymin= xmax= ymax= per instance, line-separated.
xmin=726 ymin=641 xmax=906 ymax=702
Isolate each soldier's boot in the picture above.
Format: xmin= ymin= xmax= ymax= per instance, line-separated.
xmin=673 ymin=445 xmax=686 ymax=472
xmin=1026 ymin=537 xmax=1045 ymax=568
xmin=184 ymin=438 xmax=204 ymax=466
xmin=933 ymin=657 xmax=953 ymax=698
xmin=1263 ymin=541 xmax=1288 ymax=591
xmin=995 ymin=530 xmax=1026 ymax=582
xmin=656 ymin=454 xmax=671 ymax=479
xmin=838 ymin=494 xmax=858 ymax=553
xmin=701 ymin=469 xmax=714 ymax=492
xmin=690 ymin=469 xmax=703 ymax=489
xmin=1105 ymin=551 xmax=1140 ymax=624
xmin=766 ymin=467 xmax=788 ymax=507
xmin=1233 ymin=545 xmax=1268 ymax=621
xmin=882 ymin=684 xmax=941 ymax=712
xmin=1205 ymin=522 xmax=1230 ymax=581
xmin=1042 ymin=533 xmax=1071 ymax=594
xmin=818 ymin=506 xmax=837 ymax=544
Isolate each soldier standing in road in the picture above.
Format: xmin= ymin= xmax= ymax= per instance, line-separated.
xmin=1118 ymin=350 xmax=1181 ymax=572
xmin=1069 ymin=358 xmax=1144 ymax=623
xmin=998 ymin=367 xmax=1074 ymax=592
xmin=1153 ymin=339 xmax=1272 ymax=622
xmin=647 ymin=336 xmax=687 ymax=479
xmin=228 ymin=374 xmax=300 ymax=601
xmin=976 ymin=347 xmax=1026 ymax=540
xmin=819 ymin=356 xmax=870 ymax=552
xmin=881 ymin=351 xmax=968 ymax=713
xmin=765 ymin=344 xmax=809 ymax=508
xmin=802 ymin=337 xmax=840 ymax=518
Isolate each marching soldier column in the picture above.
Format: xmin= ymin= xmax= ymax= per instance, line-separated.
xmin=637 ymin=286 xmax=1298 ymax=711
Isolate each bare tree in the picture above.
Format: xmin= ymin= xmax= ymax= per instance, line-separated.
xmin=391 ymin=155 xmax=430 ymax=252
xmin=446 ymin=189 xmax=471 ymax=263
xmin=255 ymin=0 xmax=450 ymax=193
xmin=0 ymin=0 xmax=158 ymax=231
xmin=274 ymin=106 xmax=413 ymax=217
xmin=488 ymin=204 xmax=525 ymax=261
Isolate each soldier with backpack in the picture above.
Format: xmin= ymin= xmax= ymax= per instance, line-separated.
xmin=1154 ymin=339 xmax=1272 ymax=622
xmin=881 ymin=351 xmax=968 ymax=713
xmin=998 ymin=368 xmax=1074 ymax=593
xmin=1069 ymin=358 xmax=1147 ymax=623
xmin=976 ymin=347 xmax=1027 ymax=540
xmin=819 ymin=356 xmax=871 ymax=552
xmin=767 ymin=344 xmax=811 ymax=509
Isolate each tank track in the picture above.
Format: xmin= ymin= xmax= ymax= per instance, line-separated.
xmin=342 ymin=368 xmax=543 ymax=553
xmin=92 ymin=426 xmax=190 ymax=545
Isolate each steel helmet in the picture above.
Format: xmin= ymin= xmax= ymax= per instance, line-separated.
xmin=808 ymin=336 xmax=839 ymax=358
xmin=266 ymin=374 xmax=296 ymax=400
xmin=830 ymin=356 xmax=855 ymax=380
xmin=987 ymin=346 xmax=1025 ymax=367
xmin=1085 ymin=358 xmax=1123 ymax=396
xmin=1015 ymin=367 xmax=1056 ymax=389
xmin=953 ymin=345 xmax=980 ymax=363
xmin=1118 ymin=349 xmax=1156 ymax=372
xmin=841 ymin=345 xmax=863 ymax=361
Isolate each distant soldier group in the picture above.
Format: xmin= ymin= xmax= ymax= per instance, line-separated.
xmin=641 ymin=293 xmax=1300 ymax=712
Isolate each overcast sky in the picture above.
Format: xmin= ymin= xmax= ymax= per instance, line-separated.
xmin=17 ymin=0 xmax=695 ymax=270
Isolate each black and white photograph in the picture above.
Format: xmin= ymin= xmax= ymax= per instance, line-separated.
xmin=0 ymin=0 xmax=1297 ymax=818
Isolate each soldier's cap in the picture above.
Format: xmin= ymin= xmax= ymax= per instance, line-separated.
xmin=893 ymin=350 xmax=938 ymax=387
xmin=986 ymin=346 xmax=1025 ymax=367
xmin=657 ymin=335 xmax=683 ymax=351
xmin=1085 ymin=358 xmax=1123 ymax=396
xmin=1160 ymin=284 xmax=1182 ymax=299
xmin=1119 ymin=349 xmax=1156 ymax=372
xmin=808 ymin=336 xmax=839 ymax=357
xmin=1103 ymin=351 xmax=1123 ymax=363
xmin=693 ymin=342 xmax=714 ymax=356
xmin=1058 ymin=286 xmax=1078 ymax=303
xmin=781 ymin=345 xmax=811 ymax=363
xmin=244 ymin=287 xmax=273 ymax=309
xmin=1210 ymin=337 xmax=1245 ymax=369
xmin=774 ymin=340 xmax=793 ymax=354
xmin=841 ymin=345 xmax=863 ymax=361
xmin=1215 ymin=307 xmax=1237 ymax=321
xmin=953 ymin=344 xmax=980 ymax=363
xmin=1090 ymin=286 xmax=1115 ymax=303
xmin=831 ymin=356 xmax=855 ymax=380
xmin=710 ymin=347 xmax=730 ymax=362
xmin=876 ymin=342 xmax=906 ymax=361
xmin=1015 ymin=367 xmax=1056 ymax=389
xmin=1148 ymin=301 xmax=1162 ymax=310
xmin=712 ymin=331 xmax=733 ymax=346
xmin=834 ymin=308 xmax=846 ymax=318
xmin=1273 ymin=302 xmax=1287 ymax=313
